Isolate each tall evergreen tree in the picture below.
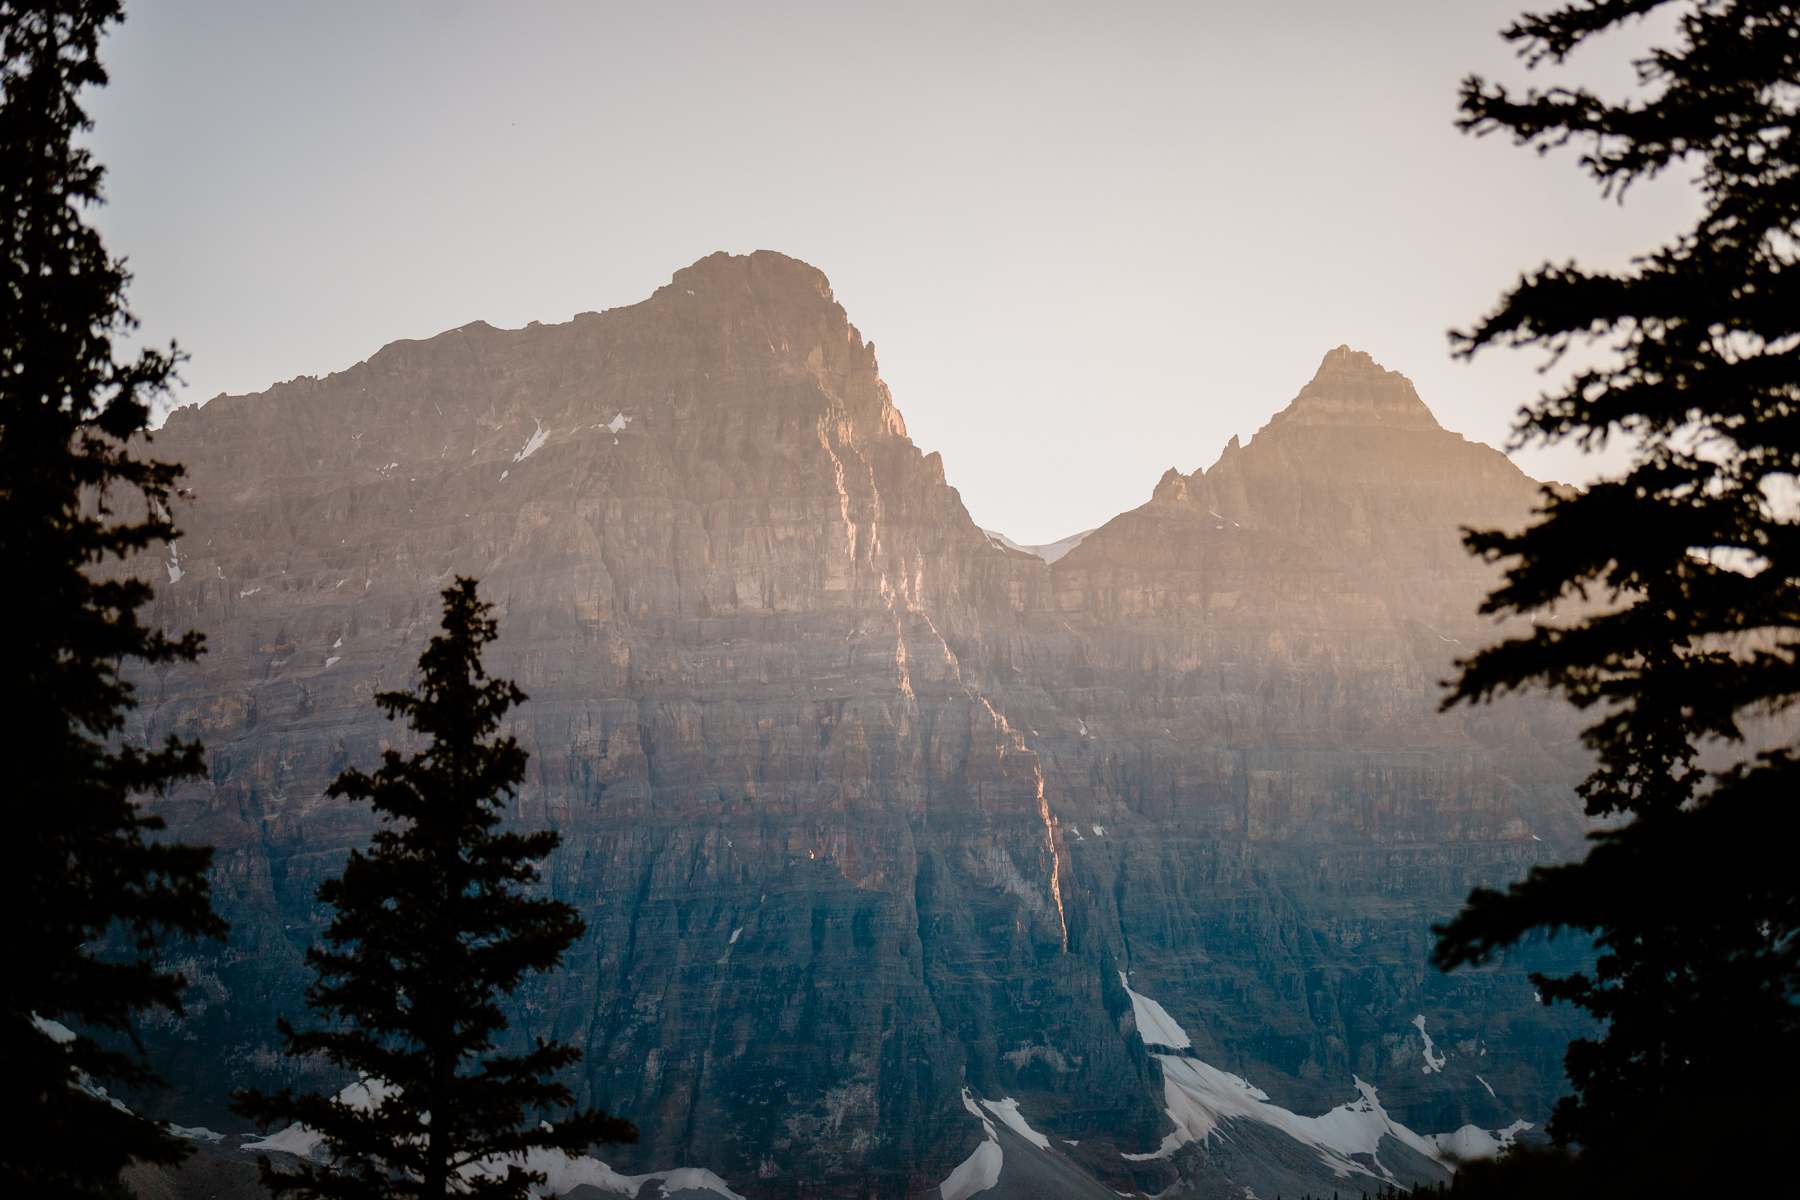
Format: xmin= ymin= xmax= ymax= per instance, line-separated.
xmin=1434 ymin=0 xmax=1800 ymax=1169
xmin=236 ymin=578 xmax=635 ymax=1199
xmin=1 ymin=2 xmax=225 ymax=1196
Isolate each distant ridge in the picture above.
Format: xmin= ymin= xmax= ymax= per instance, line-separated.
xmin=982 ymin=527 xmax=1095 ymax=564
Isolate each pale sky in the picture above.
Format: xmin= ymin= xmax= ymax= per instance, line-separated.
xmin=91 ymin=0 xmax=1699 ymax=544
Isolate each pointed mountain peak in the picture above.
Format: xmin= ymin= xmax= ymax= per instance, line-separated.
xmin=1152 ymin=466 xmax=1193 ymax=503
xmin=1270 ymin=345 xmax=1441 ymax=432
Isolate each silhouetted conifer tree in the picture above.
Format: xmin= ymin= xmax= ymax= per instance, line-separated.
xmin=1434 ymin=0 xmax=1800 ymax=1175
xmin=1 ymin=2 xmax=225 ymax=1196
xmin=236 ymin=579 xmax=635 ymax=1199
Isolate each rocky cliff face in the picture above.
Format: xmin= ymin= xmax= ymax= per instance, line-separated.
xmin=122 ymin=253 xmax=1590 ymax=1199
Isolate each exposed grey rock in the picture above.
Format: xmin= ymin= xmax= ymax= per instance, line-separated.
xmin=116 ymin=252 xmax=1590 ymax=1199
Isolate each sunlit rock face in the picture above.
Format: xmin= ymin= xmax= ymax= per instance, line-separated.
xmin=125 ymin=252 xmax=1590 ymax=1198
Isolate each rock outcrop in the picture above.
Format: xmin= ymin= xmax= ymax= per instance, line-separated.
xmin=119 ymin=253 xmax=1590 ymax=1198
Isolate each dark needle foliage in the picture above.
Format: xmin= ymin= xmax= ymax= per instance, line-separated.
xmin=1 ymin=2 xmax=225 ymax=1196
xmin=235 ymin=579 xmax=635 ymax=1200
xmin=1434 ymin=0 xmax=1800 ymax=1166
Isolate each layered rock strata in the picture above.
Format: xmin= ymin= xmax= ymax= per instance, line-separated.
xmin=120 ymin=252 xmax=1589 ymax=1198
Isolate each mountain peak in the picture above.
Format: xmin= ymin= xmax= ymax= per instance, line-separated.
xmin=658 ymin=249 xmax=837 ymax=308
xmin=1270 ymin=345 xmax=1441 ymax=431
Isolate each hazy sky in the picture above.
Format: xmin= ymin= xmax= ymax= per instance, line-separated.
xmin=91 ymin=0 xmax=1700 ymax=543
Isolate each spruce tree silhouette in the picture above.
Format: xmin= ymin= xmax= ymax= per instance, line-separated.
xmin=1432 ymin=0 xmax=1800 ymax=1183
xmin=235 ymin=579 xmax=635 ymax=1199
xmin=1 ymin=2 xmax=225 ymax=1196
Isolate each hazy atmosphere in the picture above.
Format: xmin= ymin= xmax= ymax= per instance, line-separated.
xmin=14 ymin=2 xmax=1790 ymax=1197
xmin=95 ymin=0 xmax=1696 ymax=542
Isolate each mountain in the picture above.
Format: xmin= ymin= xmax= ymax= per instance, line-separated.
xmin=981 ymin=528 xmax=1094 ymax=564
xmin=118 ymin=252 xmax=1590 ymax=1199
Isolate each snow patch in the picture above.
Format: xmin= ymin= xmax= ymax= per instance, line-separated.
xmin=939 ymin=1140 xmax=1002 ymax=1200
xmin=513 ymin=419 xmax=549 ymax=463
xmin=32 ymin=1015 xmax=76 ymax=1044
xmin=1125 ymin=1060 xmax=1439 ymax=1182
xmin=729 ymin=927 xmax=743 ymax=945
xmin=1476 ymin=1074 xmax=1496 ymax=1099
xmin=1119 ymin=972 xmax=1191 ymax=1050
xmin=165 ymin=543 xmax=184 ymax=584
xmin=1114 ymin=980 xmax=1513 ymax=1184
xmin=606 ymin=412 xmax=632 ymax=434
xmin=171 ymin=1124 xmax=226 ymax=1144
xmin=241 ymin=1121 xmax=325 ymax=1158
xmin=475 ymin=1150 xmax=745 ymax=1199
xmin=242 ymin=1077 xmax=742 ymax=1198
xmin=941 ymin=1089 xmax=1004 ymax=1200
xmin=244 ymin=1078 xmax=394 ymax=1158
xmin=980 ymin=1097 xmax=1050 ymax=1150
xmin=1429 ymin=1120 xmax=1532 ymax=1163
xmin=30 ymin=1016 xmax=137 ymax=1115
xmin=324 ymin=656 xmax=341 ymax=668
xmin=1412 ymin=1015 xmax=1446 ymax=1073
